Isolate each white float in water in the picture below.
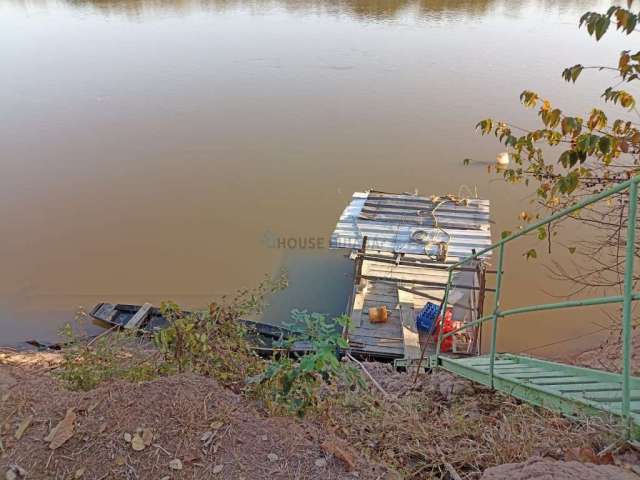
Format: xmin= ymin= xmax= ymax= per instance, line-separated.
xmin=496 ymin=152 xmax=510 ymax=166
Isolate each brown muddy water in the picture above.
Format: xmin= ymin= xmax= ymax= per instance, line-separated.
xmin=0 ymin=0 xmax=628 ymax=357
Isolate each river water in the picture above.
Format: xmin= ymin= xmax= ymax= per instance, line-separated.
xmin=1 ymin=0 xmax=626 ymax=356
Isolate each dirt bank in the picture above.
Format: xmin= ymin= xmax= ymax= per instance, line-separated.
xmin=572 ymin=330 xmax=640 ymax=374
xmin=1 ymin=353 xmax=639 ymax=479
xmin=481 ymin=456 xmax=637 ymax=480
xmin=323 ymin=362 xmax=639 ymax=479
xmin=0 ymin=358 xmax=385 ymax=479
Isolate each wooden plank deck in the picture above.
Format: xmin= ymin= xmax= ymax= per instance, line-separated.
xmin=346 ymin=249 xmax=481 ymax=360
xmin=348 ymin=278 xmax=404 ymax=357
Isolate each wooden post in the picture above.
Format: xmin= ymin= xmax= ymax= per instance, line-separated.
xmin=354 ymin=236 xmax=368 ymax=285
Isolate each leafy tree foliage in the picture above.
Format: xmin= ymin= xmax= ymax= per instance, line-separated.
xmin=475 ymin=2 xmax=640 ymax=295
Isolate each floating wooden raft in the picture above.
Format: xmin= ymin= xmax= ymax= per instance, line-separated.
xmin=330 ymin=190 xmax=492 ymax=362
xmin=347 ymin=249 xmax=483 ymax=361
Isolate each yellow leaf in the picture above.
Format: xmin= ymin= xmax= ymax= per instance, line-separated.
xmin=210 ymin=421 xmax=224 ymax=430
xmin=131 ymin=434 xmax=145 ymax=451
xmin=15 ymin=415 xmax=33 ymax=440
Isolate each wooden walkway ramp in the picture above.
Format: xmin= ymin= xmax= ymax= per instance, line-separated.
xmin=434 ymin=353 xmax=640 ymax=427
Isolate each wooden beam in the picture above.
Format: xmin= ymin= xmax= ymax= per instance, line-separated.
xmin=397 ymin=286 xmax=474 ymax=311
xmin=361 ymin=274 xmax=496 ymax=292
xmin=354 ymin=236 xmax=368 ymax=285
xmin=356 ymin=253 xmax=497 ymax=274
xmin=124 ymin=302 xmax=153 ymax=330
xmin=400 ymin=304 xmax=421 ymax=361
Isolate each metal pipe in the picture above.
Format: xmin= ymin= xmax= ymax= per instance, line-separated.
xmin=355 ymin=253 xmax=498 ymax=273
xmin=623 ymin=181 xmax=638 ymax=435
xmin=477 ymin=264 xmax=487 ymax=355
xmin=433 ymin=269 xmax=453 ymax=370
xmin=439 ymin=293 xmax=640 ymax=340
xmin=360 ymin=274 xmax=496 ymax=292
xmin=489 ymin=243 xmax=505 ymax=388
xmin=499 ymin=294 xmax=638 ymax=317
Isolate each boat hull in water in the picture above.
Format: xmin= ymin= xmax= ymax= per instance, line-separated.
xmin=89 ymin=302 xmax=310 ymax=355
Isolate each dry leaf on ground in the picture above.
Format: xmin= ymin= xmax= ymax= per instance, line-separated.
xmin=46 ymin=408 xmax=76 ymax=450
xmin=14 ymin=416 xmax=33 ymax=440
xmin=321 ymin=439 xmax=356 ymax=472
xmin=131 ymin=434 xmax=145 ymax=451
xmin=141 ymin=428 xmax=153 ymax=446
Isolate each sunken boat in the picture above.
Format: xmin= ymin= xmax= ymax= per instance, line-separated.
xmin=89 ymin=302 xmax=310 ymax=355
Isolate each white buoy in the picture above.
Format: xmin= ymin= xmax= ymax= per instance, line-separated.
xmin=496 ymin=152 xmax=510 ymax=166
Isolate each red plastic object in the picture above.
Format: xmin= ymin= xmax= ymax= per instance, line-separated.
xmin=431 ymin=306 xmax=454 ymax=352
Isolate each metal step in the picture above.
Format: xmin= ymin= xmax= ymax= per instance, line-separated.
xmin=434 ymin=353 xmax=640 ymax=433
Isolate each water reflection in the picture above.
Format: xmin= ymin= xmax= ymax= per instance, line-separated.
xmin=10 ymin=0 xmax=601 ymax=20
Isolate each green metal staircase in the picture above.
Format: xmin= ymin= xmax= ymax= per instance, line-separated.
xmin=435 ymin=353 xmax=640 ymax=430
xmin=427 ymin=176 xmax=640 ymax=438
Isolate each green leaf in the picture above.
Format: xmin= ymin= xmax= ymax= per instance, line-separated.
xmin=525 ymin=248 xmax=538 ymax=260
xmin=476 ymin=119 xmax=493 ymax=135
xmin=568 ymin=246 xmax=577 ymax=254
xmin=558 ymin=170 xmax=580 ymax=194
xmin=559 ymin=150 xmax=579 ymax=168
xmin=595 ymin=15 xmax=610 ymax=40
xmin=598 ymin=136 xmax=612 ymax=154
xmin=562 ymin=65 xmax=583 ymax=83
xmin=501 ymin=230 xmax=512 ymax=239
xmin=560 ymin=117 xmax=581 ymax=136
xmin=537 ymin=226 xmax=547 ymax=240
xmin=519 ymin=90 xmax=539 ymax=108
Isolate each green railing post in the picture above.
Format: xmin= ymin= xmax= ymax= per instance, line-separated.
xmin=428 ymin=176 xmax=640 ymax=438
xmin=622 ymin=180 xmax=638 ymax=435
xmin=433 ymin=269 xmax=453 ymax=369
xmin=489 ymin=243 xmax=506 ymax=388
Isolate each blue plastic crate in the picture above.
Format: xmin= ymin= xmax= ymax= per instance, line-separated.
xmin=416 ymin=302 xmax=440 ymax=333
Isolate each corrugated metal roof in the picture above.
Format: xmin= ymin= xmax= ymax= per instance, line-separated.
xmin=330 ymin=191 xmax=492 ymax=259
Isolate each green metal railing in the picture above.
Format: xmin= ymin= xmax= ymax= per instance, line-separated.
xmin=433 ymin=175 xmax=640 ymax=433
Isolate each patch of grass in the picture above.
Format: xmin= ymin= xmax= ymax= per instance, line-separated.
xmin=56 ymin=324 xmax=159 ymax=391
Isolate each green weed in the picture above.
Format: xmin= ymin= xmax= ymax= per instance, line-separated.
xmin=56 ymin=324 xmax=159 ymax=391
xmin=249 ymin=310 xmax=364 ymax=416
